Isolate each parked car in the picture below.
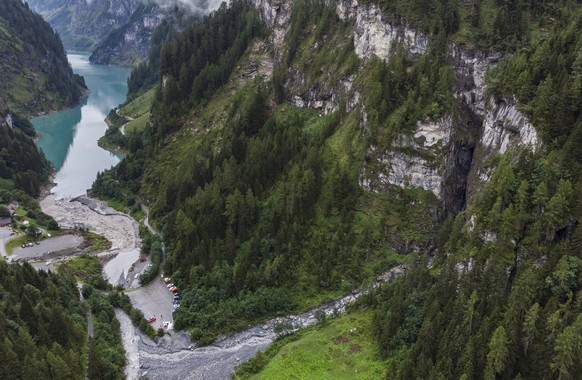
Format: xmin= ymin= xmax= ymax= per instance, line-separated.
xmin=171 ymin=287 xmax=179 ymax=293
xmin=147 ymin=316 xmax=157 ymax=323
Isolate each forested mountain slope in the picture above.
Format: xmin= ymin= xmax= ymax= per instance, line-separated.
xmin=0 ymin=0 xmax=85 ymax=196
xmin=94 ymin=0 xmax=582 ymax=377
xmin=26 ymin=0 xmax=142 ymax=51
xmin=0 ymin=261 xmax=86 ymax=379
xmin=28 ymin=0 xmax=225 ymax=67
xmin=0 ymin=0 xmax=85 ymax=116
xmin=0 ymin=99 xmax=50 ymax=197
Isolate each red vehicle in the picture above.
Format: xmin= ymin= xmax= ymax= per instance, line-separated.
xmin=147 ymin=315 xmax=157 ymax=323
xmin=171 ymin=287 xmax=179 ymax=293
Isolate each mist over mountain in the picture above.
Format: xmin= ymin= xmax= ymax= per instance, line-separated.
xmin=27 ymin=0 xmax=225 ymax=66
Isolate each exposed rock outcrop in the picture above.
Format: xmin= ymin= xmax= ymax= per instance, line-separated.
xmin=27 ymin=0 xmax=143 ymax=51
xmin=453 ymin=48 xmax=540 ymax=156
xmin=0 ymin=98 xmax=10 ymax=128
xmin=248 ymin=0 xmax=540 ymax=215
xmin=361 ymin=118 xmax=452 ymax=198
xmin=89 ymin=3 xmax=166 ymax=66
xmin=252 ymin=0 xmax=294 ymax=50
xmin=336 ymin=0 xmax=428 ymax=59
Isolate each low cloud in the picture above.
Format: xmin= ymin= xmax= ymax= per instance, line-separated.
xmin=154 ymin=0 xmax=225 ymax=15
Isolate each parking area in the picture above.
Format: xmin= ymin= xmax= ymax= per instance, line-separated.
xmin=127 ymin=277 xmax=176 ymax=330
xmin=10 ymin=235 xmax=84 ymax=261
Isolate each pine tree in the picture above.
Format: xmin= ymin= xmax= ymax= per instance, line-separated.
xmin=551 ymin=315 xmax=582 ymax=379
xmin=485 ymin=326 xmax=509 ymax=379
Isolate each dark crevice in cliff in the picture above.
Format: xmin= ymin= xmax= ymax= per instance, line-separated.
xmin=442 ymin=104 xmax=481 ymax=216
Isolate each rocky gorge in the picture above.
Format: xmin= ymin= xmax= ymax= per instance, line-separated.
xmin=251 ymin=0 xmax=541 ymax=218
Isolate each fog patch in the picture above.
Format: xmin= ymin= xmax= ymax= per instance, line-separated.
xmin=153 ymin=0 xmax=224 ymax=14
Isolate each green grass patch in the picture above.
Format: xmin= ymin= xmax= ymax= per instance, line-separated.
xmin=13 ymin=206 xmax=26 ymax=217
xmin=64 ymin=254 xmax=102 ymax=277
xmin=81 ymin=230 xmax=112 ymax=253
xmin=123 ymin=111 xmax=150 ymax=134
xmin=119 ymin=86 xmax=156 ymax=119
xmin=234 ymin=311 xmax=387 ymax=379
xmin=5 ymin=234 xmax=37 ymax=255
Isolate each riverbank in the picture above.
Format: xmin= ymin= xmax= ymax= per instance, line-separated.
xmin=40 ymin=193 xmax=141 ymax=286
xmin=38 ymin=189 xmax=407 ymax=379
xmin=115 ymin=265 xmax=406 ymax=380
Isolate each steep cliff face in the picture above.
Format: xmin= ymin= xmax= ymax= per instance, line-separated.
xmin=89 ymin=2 xmax=166 ymax=66
xmin=27 ymin=0 xmax=142 ymax=51
xmin=336 ymin=0 xmax=428 ymax=59
xmin=249 ymin=0 xmax=540 ymax=216
xmin=360 ymin=118 xmax=452 ymax=197
xmin=0 ymin=98 xmax=12 ymax=128
xmin=339 ymin=1 xmax=539 ymax=214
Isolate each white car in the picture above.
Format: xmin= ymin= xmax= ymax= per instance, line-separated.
xmin=46 ymin=260 xmax=52 ymax=266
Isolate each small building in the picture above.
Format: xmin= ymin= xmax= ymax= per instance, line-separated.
xmin=0 ymin=217 xmax=11 ymax=226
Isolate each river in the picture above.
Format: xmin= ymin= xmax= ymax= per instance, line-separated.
xmin=33 ymin=52 xmax=129 ymax=197
xmin=31 ymin=52 xmax=399 ymax=379
xmin=33 ymin=53 xmax=142 ymax=286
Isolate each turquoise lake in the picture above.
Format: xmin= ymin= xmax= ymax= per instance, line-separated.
xmin=33 ymin=53 xmax=130 ymax=197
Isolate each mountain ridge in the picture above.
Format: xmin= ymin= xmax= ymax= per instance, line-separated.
xmin=92 ymin=0 xmax=582 ymax=377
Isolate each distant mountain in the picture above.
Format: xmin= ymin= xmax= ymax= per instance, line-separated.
xmin=29 ymin=0 xmax=222 ymax=67
xmin=89 ymin=2 xmax=165 ymax=67
xmin=27 ymin=0 xmax=142 ymax=51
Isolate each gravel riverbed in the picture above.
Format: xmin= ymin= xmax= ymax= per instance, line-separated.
xmin=40 ymin=192 xmax=407 ymax=379
xmin=121 ymin=265 xmax=406 ymax=380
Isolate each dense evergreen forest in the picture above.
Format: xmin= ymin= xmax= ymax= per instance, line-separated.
xmin=0 ymin=116 xmax=51 ymax=197
xmin=0 ymin=0 xmax=85 ymax=115
xmin=0 ymin=0 xmax=86 ymax=197
xmin=0 ymin=262 xmax=86 ymax=379
xmin=92 ymin=0 xmax=582 ymax=377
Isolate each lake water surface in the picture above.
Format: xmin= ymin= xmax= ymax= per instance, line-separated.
xmin=33 ymin=53 xmax=130 ymax=197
